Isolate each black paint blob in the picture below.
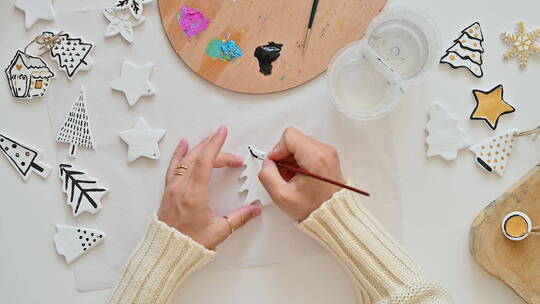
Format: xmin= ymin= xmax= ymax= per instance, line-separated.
xmin=254 ymin=42 xmax=283 ymax=76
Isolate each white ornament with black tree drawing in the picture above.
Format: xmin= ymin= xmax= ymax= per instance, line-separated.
xmin=440 ymin=22 xmax=485 ymax=78
xmin=56 ymin=85 xmax=95 ymax=158
xmin=425 ymin=103 xmax=468 ymax=161
xmin=0 ymin=132 xmax=51 ymax=181
xmin=54 ymin=225 xmax=106 ymax=264
xmin=43 ymin=31 xmax=94 ymax=80
xmin=5 ymin=50 xmax=55 ymax=100
xmin=112 ymin=0 xmax=153 ymax=20
xmin=239 ymin=146 xmax=273 ymax=206
xmin=59 ymin=163 xmax=108 ymax=217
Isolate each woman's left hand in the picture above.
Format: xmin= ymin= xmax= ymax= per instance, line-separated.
xmin=158 ymin=126 xmax=262 ymax=250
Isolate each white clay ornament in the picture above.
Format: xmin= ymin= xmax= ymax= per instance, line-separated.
xmin=112 ymin=0 xmax=153 ymax=20
xmin=0 ymin=132 xmax=51 ymax=181
xmin=103 ymin=7 xmax=146 ymax=43
xmin=14 ymin=0 xmax=55 ymax=29
xmin=440 ymin=22 xmax=484 ymax=78
xmin=5 ymin=50 xmax=55 ymax=100
xmin=112 ymin=61 xmax=155 ymax=106
xmin=42 ymin=31 xmax=94 ymax=80
xmin=56 ymin=85 xmax=95 ymax=158
xmin=239 ymin=146 xmax=273 ymax=206
xmin=54 ymin=224 xmax=106 ymax=264
xmin=59 ymin=163 xmax=108 ymax=217
xmin=470 ymin=129 xmax=518 ymax=177
xmin=425 ymin=103 xmax=468 ymax=161
xmin=119 ymin=117 xmax=166 ymax=163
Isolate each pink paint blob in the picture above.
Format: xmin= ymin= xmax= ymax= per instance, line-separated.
xmin=179 ymin=6 xmax=210 ymax=38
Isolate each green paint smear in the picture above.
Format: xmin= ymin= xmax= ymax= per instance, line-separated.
xmin=206 ymin=38 xmax=224 ymax=59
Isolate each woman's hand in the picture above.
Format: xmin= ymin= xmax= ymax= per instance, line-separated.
xmin=258 ymin=127 xmax=345 ymax=222
xmin=158 ymin=126 xmax=262 ymax=250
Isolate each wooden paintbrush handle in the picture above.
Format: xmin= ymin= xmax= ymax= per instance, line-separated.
xmin=276 ymin=162 xmax=370 ymax=197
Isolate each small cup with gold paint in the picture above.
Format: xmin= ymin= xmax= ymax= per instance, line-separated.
xmin=502 ymin=211 xmax=534 ymax=241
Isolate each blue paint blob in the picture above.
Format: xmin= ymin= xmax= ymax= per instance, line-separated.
xmin=205 ymin=38 xmax=243 ymax=62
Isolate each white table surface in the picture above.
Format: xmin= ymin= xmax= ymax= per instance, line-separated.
xmin=1 ymin=0 xmax=539 ymax=303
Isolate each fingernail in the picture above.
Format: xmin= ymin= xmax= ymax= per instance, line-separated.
xmin=217 ymin=125 xmax=226 ymax=135
xmin=235 ymin=155 xmax=244 ymax=164
xmin=252 ymin=207 xmax=262 ymax=217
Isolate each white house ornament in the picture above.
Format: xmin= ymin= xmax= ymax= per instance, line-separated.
xmin=118 ymin=117 xmax=165 ymax=163
xmin=5 ymin=50 xmax=55 ymax=100
xmin=112 ymin=0 xmax=153 ymax=20
xmin=54 ymin=224 xmax=106 ymax=264
xmin=42 ymin=31 xmax=94 ymax=80
xmin=425 ymin=103 xmax=468 ymax=161
xmin=111 ymin=61 xmax=155 ymax=106
xmin=440 ymin=22 xmax=484 ymax=78
xmin=56 ymin=85 xmax=95 ymax=158
xmin=14 ymin=0 xmax=55 ymax=29
xmin=103 ymin=7 xmax=146 ymax=43
xmin=59 ymin=163 xmax=108 ymax=217
xmin=0 ymin=132 xmax=51 ymax=181
xmin=239 ymin=146 xmax=273 ymax=206
xmin=501 ymin=21 xmax=540 ymax=69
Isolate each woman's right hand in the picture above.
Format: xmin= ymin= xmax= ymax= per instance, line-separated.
xmin=258 ymin=127 xmax=345 ymax=222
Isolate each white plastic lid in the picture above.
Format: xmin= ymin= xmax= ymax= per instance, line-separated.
xmin=328 ymin=6 xmax=440 ymax=120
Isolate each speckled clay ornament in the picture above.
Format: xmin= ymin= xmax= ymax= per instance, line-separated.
xmin=54 ymin=224 xmax=106 ymax=264
xmin=502 ymin=21 xmax=540 ymax=69
xmin=111 ymin=61 xmax=155 ymax=106
xmin=5 ymin=50 xmax=55 ymax=100
xmin=56 ymin=85 xmax=95 ymax=158
xmin=440 ymin=22 xmax=484 ymax=78
xmin=470 ymin=129 xmax=518 ymax=176
xmin=425 ymin=103 xmax=468 ymax=161
xmin=59 ymin=163 xmax=108 ymax=217
xmin=43 ymin=31 xmax=94 ymax=80
xmin=470 ymin=85 xmax=515 ymax=130
xmin=118 ymin=117 xmax=166 ymax=163
xmin=239 ymin=146 xmax=273 ymax=206
xmin=0 ymin=132 xmax=51 ymax=181
xmin=14 ymin=0 xmax=55 ymax=29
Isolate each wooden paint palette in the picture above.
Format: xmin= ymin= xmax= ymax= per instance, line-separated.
xmin=158 ymin=0 xmax=387 ymax=93
xmin=471 ymin=164 xmax=540 ymax=304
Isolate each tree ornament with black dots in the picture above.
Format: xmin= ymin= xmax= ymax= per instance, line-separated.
xmin=54 ymin=225 xmax=106 ymax=264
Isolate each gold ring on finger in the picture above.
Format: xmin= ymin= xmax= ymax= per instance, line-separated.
xmin=223 ymin=216 xmax=234 ymax=234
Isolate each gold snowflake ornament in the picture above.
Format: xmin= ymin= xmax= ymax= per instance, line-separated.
xmin=501 ymin=21 xmax=540 ymax=69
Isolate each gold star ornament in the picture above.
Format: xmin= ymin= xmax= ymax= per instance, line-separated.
xmin=501 ymin=21 xmax=540 ymax=69
xmin=471 ymin=85 xmax=515 ymax=130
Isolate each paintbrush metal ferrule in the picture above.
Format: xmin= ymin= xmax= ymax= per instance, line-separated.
xmin=302 ymin=28 xmax=311 ymax=53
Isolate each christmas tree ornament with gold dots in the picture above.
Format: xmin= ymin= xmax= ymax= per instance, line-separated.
xmin=440 ymin=22 xmax=484 ymax=78
xmin=470 ymin=126 xmax=540 ymax=176
xmin=501 ymin=21 xmax=540 ymax=69
xmin=470 ymin=84 xmax=515 ymax=130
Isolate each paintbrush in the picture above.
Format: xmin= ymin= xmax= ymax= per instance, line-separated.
xmin=248 ymin=147 xmax=370 ymax=197
xmin=302 ymin=0 xmax=320 ymax=53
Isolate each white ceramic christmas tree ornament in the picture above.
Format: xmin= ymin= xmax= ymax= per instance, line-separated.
xmin=59 ymin=163 xmax=108 ymax=217
xmin=56 ymin=85 xmax=95 ymax=158
xmin=54 ymin=224 xmax=106 ymax=264
xmin=239 ymin=146 xmax=273 ymax=206
xmin=103 ymin=7 xmax=146 ymax=43
xmin=43 ymin=31 xmax=94 ymax=80
xmin=111 ymin=61 xmax=155 ymax=106
xmin=425 ymin=103 xmax=468 ymax=161
xmin=119 ymin=118 xmax=166 ymax=163
xmin=440 ymin=22 xmax=484 ymax=78
xmin=470 ymin=129 xmax=518 ymax=177
xmin=0 ymin=132 xmax=51 ymax=181
xmin=14 ymin=0 xmax=55 ymax=29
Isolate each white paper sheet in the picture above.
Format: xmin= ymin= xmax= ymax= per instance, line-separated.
xmin=43 ymin=2 xmax=403 ymax=292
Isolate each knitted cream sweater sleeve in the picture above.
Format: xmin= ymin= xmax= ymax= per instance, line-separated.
xmin=298 ymin=188 xmax=453 ymax=303
xmin=109 ymin=216 xmax=216 ymax=304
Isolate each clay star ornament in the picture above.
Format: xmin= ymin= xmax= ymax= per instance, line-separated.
xmin=119 ymin=118 xmax=165 ymax=163
xmin=502 ymin=21 xmax=540 ymax=69
xmin=14 ymin=0 xmax=55 ymax=29
xmin=111 ymin=61 xmax=155 ymax=106
xmin=103 ymin=7 xmax=146 ymax=43
xmin=113 ymin=0 xmax=153 ymax=20
xmin=470 ymin=85 xmax=515 ymax=130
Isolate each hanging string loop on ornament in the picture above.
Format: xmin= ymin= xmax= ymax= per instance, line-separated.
xmin=514 ymin=125 xmax=540 ymax=140
xmin=23 ymin=31 xmax=64 ymax=57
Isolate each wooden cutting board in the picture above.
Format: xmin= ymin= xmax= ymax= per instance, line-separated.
xmin=157 ymin=0 xmax=387 ymax=93
xmin=470 ymin=164 xmax=540 ymax=304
